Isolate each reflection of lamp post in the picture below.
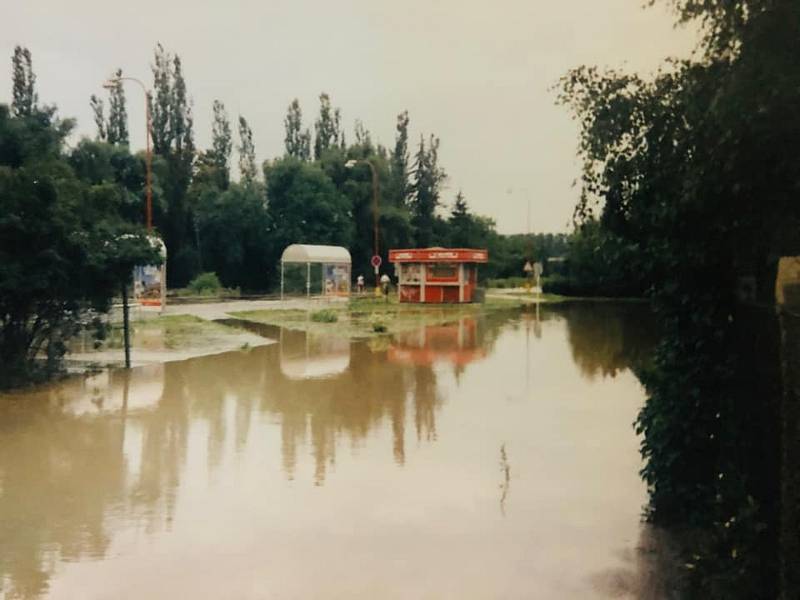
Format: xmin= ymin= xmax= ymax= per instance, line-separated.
xmin=345 ymin=159 xmax=380 ymax=294
xmin=103 ymin=75 xmax=153 ymax=231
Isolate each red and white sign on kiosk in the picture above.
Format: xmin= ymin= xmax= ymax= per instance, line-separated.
xmin=388 ymin=247 xmax=488 ymax=304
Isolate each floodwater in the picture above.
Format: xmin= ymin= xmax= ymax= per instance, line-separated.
xmin=0 ymin=304 xmax=663 ymax=599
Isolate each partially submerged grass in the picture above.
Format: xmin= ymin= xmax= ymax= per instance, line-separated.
xmin=231 ymin=295 xmax=528 ymax=339
xmin=102 ymin=314 xmax=250 ymax=351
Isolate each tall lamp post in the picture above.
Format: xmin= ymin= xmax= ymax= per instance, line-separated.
xmin=345 ymin=159 xmax=381 ymax=295
xmin=103 ymin=75 xmax=153 ymax=230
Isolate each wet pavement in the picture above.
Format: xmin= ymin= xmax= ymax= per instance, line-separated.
xmin=0 ymin=305 xmax=664 ymax=599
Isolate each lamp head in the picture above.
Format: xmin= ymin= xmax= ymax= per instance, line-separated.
xmin=102 ymin=78 xmax=120 ymax=90
xmin=344 ymin=159 xmax=358 ymax=168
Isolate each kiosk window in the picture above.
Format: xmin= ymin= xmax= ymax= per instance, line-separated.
xmin=428 ymin=263 xmax=457 ymax=279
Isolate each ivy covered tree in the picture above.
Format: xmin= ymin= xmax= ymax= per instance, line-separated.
xmin=284 ymin=98 xmax=311 ymax=160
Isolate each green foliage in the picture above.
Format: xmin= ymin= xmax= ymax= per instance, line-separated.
xmin=313 ymin=92 xmax=343 ymax=160
xmin=90 ymin=94 xmax=106 ymax=140
xmin=265 ymin=156 xmax=353 ymax=253
xmin=193 ymin=181 xmax=272 ymax=291
xmin=284 ymin=98 xmax=311 ymax=160
xmin=149 ymin=44 xmax=197 ymax=287
xmin=558 ymin=1 xmax=800 ymax=595
xmin=0 ymin=103 xmax=158 ymax=388
xmin=11 ymin=46 xmax=36 ymax=117
xmin=187 ymin=272 xmax=223 ymax=295
xmin=237 ymin=115 xmax=257 ymax=184
xmin=310 ymin=309 xmax=339 ymax=323
xmin=106 ymin=69 xmax=128 ymax=145
xmin=210 ymin=100 xmax=231 ymax=189
xmin=487 ymin=277 xmax=528 ymax=289
xmin=410 ymin=134 xmax=446 ymax=247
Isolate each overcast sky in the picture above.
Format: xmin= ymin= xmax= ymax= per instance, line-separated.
xmin=2 ymin=0 xmax=698 ymax=233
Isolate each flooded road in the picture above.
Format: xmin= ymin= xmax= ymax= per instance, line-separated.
xmin=0 ymin=305 xmax=661 ymax=599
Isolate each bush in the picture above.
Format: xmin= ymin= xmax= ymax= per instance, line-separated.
xmin=187 ymin=272 xmax=223 ymax=295
xmin=370 ymin=313 xmax=388 ymax=332
xmin=310 ymin=309 xmax=338 ymax=323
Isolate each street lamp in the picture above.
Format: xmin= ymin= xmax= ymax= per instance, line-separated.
xmin=345 ymin=159 xmax=381 ymax=294
xmin=103 ymin=75 xmax=153 ymax=231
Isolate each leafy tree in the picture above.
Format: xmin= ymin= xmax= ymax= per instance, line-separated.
xmin=388 ymin=110 xmax=411 ymax=207
xmin=313 ymin=92 xmax=343 ymax=160
xmin=448 ymin=190 xmax=475 ymax=248
xmin=353 ymin=119 xmax=372 ymax=150
xmin=106 ymin=68 xmax=129 ymax=145
xmin=90 ymin=94 xmax=106 ymax=141
xmin=284 ymin=98 xmax=311 ymax=160
xmin=11 ymin=46 xmax=36 ymax=117
xmin=194 ymin=182 xmax=272 ymax=290
xmin=0 ymin=104 xmax=158 ymax=388
xmin=410 ymin=134 xmax=446 ymax=247
xmin=265 ymin=157 xmax=352 ymax=256
xmin=148 ymin=44 xmax=197 ymax=286
xmin=149 ymin=43 xmax=172 ymax=155
xmin=210 ymin=99 xmax=231 ymax=189
xmin=68 ymin=138 xmax=152 ymax=224
xmin=558 ymin=2 xmax=800 ymax=596
xmin=237 ymin=115 xmax=257 ymax=184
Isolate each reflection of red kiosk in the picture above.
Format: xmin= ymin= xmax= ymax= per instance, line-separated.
xmin=388 ymin=318 xmax=486 ymax=366
xmin=389 ymin=248 xmax=488 ymax=303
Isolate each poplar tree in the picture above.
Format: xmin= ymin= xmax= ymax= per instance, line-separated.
xmin=313 ymin=92 xmax=342 ymax=160
xmin=284 ymin=99 xmax=310 ymax=160
xmin=149 ymin=43 xmax=172 ymax=155
xmin=389 ymin=110 xmax=410 ymax=206
xmin=90 ymin=94 xmax=106 ymax=141
xmin=238 ymin=115 xmax=257 ymax=184
xmin=11 ymin=46 xmax=37 ymax=117
xmin=107 ymin=69 xmax=129 ymax=145
xmin=148 ymin=44 xmax=196 ymax=286
xmin=211 ymin=100 xmax=231 ymax=189
xmin=353 ymin=119 xmax=374 ymax=151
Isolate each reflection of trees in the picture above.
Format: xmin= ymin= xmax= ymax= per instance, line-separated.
xmin=0 ymin=377 xmax=127 ymax=599
xmin=0 ymin=314 xmax=507 ymax=596
xmin=548 ymin=302 xmax=657 ymax=378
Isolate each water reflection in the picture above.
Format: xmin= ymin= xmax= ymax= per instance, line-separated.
xmin=551 ymin=302 xmax=657 ymax=379
xmin=1 ymin=307 xmax=663 ymax=599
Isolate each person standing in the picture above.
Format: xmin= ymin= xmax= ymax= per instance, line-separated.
xmin=356 ymin=274 xmax=365 ymax=295
xmin=380 ymin=273 xmax=391 ymax=300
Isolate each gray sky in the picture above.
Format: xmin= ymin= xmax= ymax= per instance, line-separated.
xmin=2 ymin=0 xmax=698 ymax=233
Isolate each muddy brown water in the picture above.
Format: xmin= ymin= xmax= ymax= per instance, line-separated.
xmin=0 ymin=304 xmax=666 ymax=599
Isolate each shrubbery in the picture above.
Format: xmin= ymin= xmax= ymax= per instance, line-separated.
xmin=187 ymin=272 xmax=223 ymax=295
xmin=310 ymin=309 xmax=338 ymax=323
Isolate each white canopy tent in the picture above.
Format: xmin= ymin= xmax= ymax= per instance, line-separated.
xmin=280 ymin=244 xmax=352 ymax=299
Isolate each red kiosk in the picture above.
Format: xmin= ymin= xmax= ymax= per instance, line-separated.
xmin=389 ymin=247 xmax=488 ymax=303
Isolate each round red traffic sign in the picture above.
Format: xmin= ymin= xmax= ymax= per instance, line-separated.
xmin=371 ymin=254 xmax=382 ymax=268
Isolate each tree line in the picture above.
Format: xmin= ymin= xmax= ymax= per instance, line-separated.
xmin=69 ymin=43 xmax=554 ymax=291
